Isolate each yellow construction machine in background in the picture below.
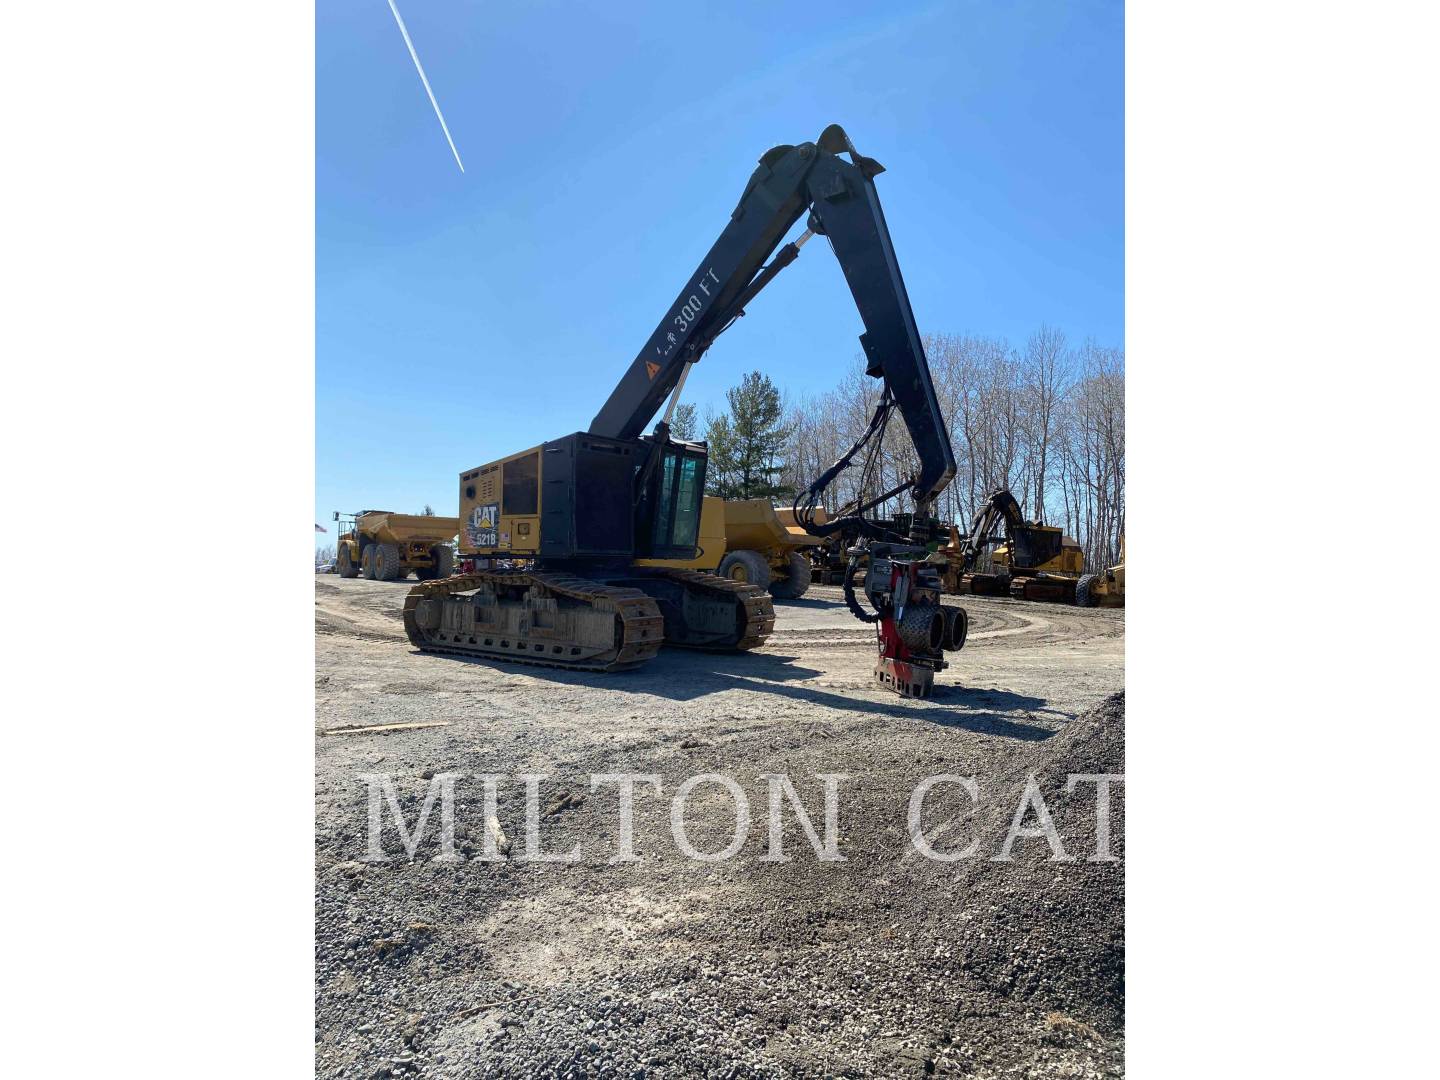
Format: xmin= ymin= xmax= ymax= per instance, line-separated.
xmin=335 ymin=511 xmax=460 ymax=581
xmin=1086 ymin=537 xmax=1125 ymax=607
xmin=939 ymin=489 xmax=1124 ymax=607
xmin=713 ymin=499 xmax=822 ymax=598
xmin=638 ymin=497 xmax=822 ymax=599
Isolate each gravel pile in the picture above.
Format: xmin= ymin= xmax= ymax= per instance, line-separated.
xmin=316 ymin=691 xmax=1125 ymax=1078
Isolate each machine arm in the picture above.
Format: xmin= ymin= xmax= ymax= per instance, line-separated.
xmin=587 ymin=125 xmax=955 ymax=509
xmin=955 ymin=488 xmax=1027 ymax=571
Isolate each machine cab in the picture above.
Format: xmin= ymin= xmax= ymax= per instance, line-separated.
xmin=639 ymin=439 xmax=708 ymax=560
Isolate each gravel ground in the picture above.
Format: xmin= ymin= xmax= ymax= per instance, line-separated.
xmin=316 ymin=577 xmax=1125 ymax=1078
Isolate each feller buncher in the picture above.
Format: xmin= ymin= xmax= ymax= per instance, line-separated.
xmin=941 ymin=489 xmax=1101 ymax=605
xmin=405 ymin=125 xmax=966 ymax=696
xmin=334 ymin=511 xmax=459 ymax=581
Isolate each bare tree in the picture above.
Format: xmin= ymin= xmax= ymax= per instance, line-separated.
xmin=1055 ymin=342 xmax=1125 ymax=568
xmin=1020 ymin=325 xmax=1073 ymax=521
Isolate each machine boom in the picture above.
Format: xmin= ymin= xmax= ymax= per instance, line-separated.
xmin=587 ymin=125 xmax=955 ymax=510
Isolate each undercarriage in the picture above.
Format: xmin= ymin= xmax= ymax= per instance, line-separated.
xmin=403 ymin=568 xmax=774 ymax=673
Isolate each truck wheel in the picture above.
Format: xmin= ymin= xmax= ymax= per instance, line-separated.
xmin=360 ymin=546 xmax=375 ymax=579
xmin=718 ymin=549 xmax=770 ymax=588
xmin=337 ymin=545 xmax=358 ymax=578
xmin=373 ymin=543 xmax=401 ymax=581
xmin=1075 ymin=573 xmax=1098 ymax=607
xmin=768 ymin=552 xmax=812 ymax=599
xmin=432 ymin=545 xmax=454 ymax=579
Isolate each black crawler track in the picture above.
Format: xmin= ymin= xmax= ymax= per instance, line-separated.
xmin=402 ymin=568 xmax=775 ymax=673
xmin=403 ymin=570 xmax=665 ymax=673
xmin=640 ymin=568 xmax=776 ymax=652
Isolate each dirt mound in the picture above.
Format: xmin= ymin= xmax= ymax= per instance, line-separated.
xmin=955 ymin=692 xmax=1125 ymax=1022
xmin=1040 ymin=690 xmax=1125 ymax=777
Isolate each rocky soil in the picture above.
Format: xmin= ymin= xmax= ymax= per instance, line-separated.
xmin=316 ymin=577 xmax=1125 ymax=1078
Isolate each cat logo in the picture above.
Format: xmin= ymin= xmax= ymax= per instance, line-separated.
xmin=645 ymin=361 xmax=661 ymax=380
xmin=468 ymin=502 xmax=500 ymax=547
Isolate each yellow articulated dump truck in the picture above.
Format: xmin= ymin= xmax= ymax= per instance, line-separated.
xmin=631 ymin=497 xmax=821 ymax=599
xmin=334 ymin=511 xmax=460 ymax=582
xmin=714 ymin=499 xmax=821 ymax=598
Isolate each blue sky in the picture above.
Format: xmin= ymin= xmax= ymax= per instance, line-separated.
xmin=316 ymin=0 xmax=1123 ymax=543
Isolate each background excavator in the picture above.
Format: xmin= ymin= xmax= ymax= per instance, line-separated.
xmin=941 ymin=488 xmax=1099 ymax=605
xmin=403 ymin=125 xmax=964 ymax=695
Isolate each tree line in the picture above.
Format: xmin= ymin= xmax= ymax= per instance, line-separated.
xmin=682 ymin=326 xmax=1125 ymax=572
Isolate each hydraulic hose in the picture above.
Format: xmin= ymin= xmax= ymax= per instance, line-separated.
xmin=842 ymin=554 xmax=881 ymax=624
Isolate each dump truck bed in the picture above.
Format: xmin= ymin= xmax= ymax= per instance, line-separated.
xmin=724 ymin=500 xmax=823 ymax=553
xmin=357 ymin=512 xmax=461 ymax=545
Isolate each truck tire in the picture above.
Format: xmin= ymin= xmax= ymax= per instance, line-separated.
xmin=373 ymin=543 xmax=401 ymax=581
xmin=432 ymin=545 xmax=454 ymax=579
xmin=768 ymin=552 xmax=812 ymax=599
xmin=337 ymin=545 xmax=358 ymax=578
xmin=360 ymin=546 xmax=375 ymax=579
xmin=718 ymin=549 xmax=771 ymax=588
xmin=1075 ymin=573 xmax=1098 ymax=607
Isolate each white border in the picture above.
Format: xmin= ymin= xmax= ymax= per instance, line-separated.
xmin=1129 ymin=0 xmax=1437 ymax=1074
xmin=4 ymin=0 xmax=1437 ymax=1072
xmin=4 ymin=2 xmax=314 ymax=1072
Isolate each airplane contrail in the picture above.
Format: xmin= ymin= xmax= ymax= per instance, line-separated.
xmin=385 ymin=0 xmax=465 ymax=173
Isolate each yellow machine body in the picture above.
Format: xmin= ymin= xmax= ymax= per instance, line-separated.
xmin=458 ymin=447 xmax=545 ymax=558
xmin=353 ymin=512 xmax=461 ymax=547
xmin=1089 ymin=536 xmax=1126 ymax=606
xmin=940 ymin=519 xmax=1102 ymax=605
xmin=775 ymin=505 xmax=829 ymax=531
xmin=991 ymin=527 xmax=1084 ymax=576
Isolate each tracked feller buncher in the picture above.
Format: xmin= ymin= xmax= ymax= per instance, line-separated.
xmin=941 ymin=488 xmax=1098 ymax=604
xmin=404 ymin=125 xmax=965 ymax=694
